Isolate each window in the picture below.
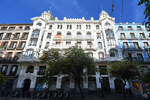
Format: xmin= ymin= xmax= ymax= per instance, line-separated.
xmin=32 ymin=29 xmax=40 ymax=35
xmin=97 ymin=33 xmax=101 ymax=39
xmin=77 ymin=25 xmax=81 ymax=29
xmin=9 ymin=42 xmax=17 ymax=49
xmin=4 ymin=33 xmax=12 ymax=39
xmin=15 ymin=52 xmax=22 ymax=58
xmin=87 ymin=52 xmax=93 ymax=57
xmin=87 ymin=32 xmax=91 ymax=35
xmin=128 ymin=26 xmax=132 ymax=30
xmin=49 ymin=25 xmax=53 ymax=29
xmin=120 ymin=33 xmax=126 ymax=39
xmin=67 ymin=25 xmax=72 ymax=29
xmin=17 ymin=42 xmax=26 ymax=49
xmin=13 ymin=33 xmax=20 ymax=40
xmin=118 ymin=26 xmax=123 ymax=30
xmin=130 ymin=33 xmax=136 ymax=39
xmin=67 ymin=32 xmax=71 ymax=36
xmin=1 ymin=27 xmax=7 ymax=30
xmin=6 ymin=52 xmax=13 ymax=57
xmin=143 ymin=42 xmax=149 ymax=47
xmin=9 ymin=65 xmax=18 ymax=76
xmin=45 ymin=42 xmax=49 ymax=49
xmin=109 ymin=49 xmax=118 ymax=57
xmin=38 ymin=66 xmax=46 ymax=75
xmin=123 ymin=42 xmax=129 ymax=49
xmin=137 ymin=26 xmax=142 ymax=30
xmin=26 ymin=66 xmax=34 ymax=73
xmin=21 ymin=32 xmax=28 ymax=40
xmin=29 ymin=38 xmax=38 ymax=46
xmin=98 ymin=42 xmax=102 ymax=49
xmin=0 ymin=33 xmax=3 ymax=39
xmin=24 ymin=26 xmax=30 ymax=30
xmin=137 ymin=53 xmax=144 ymax=62
xmin=77 ymin=32 xmax=81 ymax=36
xmin=96 ymin=25 xmax=99 ymax=29
xmin=133 ymin=42 xmax=140 ymax=49
xmin=57 ymin=25 xmax=62 ymax=29
xmin=140 ymin=33 xmax=146 ymax=39
xmin=57 ymin=32 xmax=61 ymax=36
xmin=87 ymin=41 xmax=92 ymax=46
xmin=37 ymin=22 xmax=42 ymax=26
xmin=105 ymin=29 xmax=114 ymax=38
xmin=99 ymin=52 xmax=104 ymax=59
xmin=86 ymin=25 xmax=91 ymax=29
xmin=47 ymin=33 xmax=51 ymax=39
xmin=56 ymin=41 xmax=61 ymax=45
xmin=8 ymin=27 xmax=15 ymax=30
xmin=77 ymin=41 xmax=81 ymax=47
xmin=0 ymin=65 xmax=8 ymax=75
xmin=1 ymin=42 xmax=8 ymax=49
xmin=66 ymin=41 xmax=71 ymax=46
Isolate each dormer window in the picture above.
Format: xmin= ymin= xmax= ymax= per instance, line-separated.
xmin=67 ymin=32 xmax=71 ymax=36
xmin=77 ymin=32 xmax=81 ymax=36
xmin=87 ymin=32 xmax=91 ymax=35
xmin=96 ymin=25 xmax=99 ymax=29
xmin=137 ymin=26 xmax=142 ymax=30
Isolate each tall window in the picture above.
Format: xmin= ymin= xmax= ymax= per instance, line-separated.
xmin=77 ymin=32 xmax=81 ymax=36
xmin=67 ymin=25 xmax=72 ymax=29
xmin=57 ymin=25 xmax=62 ymax=29
xmin=87 ymin=32 xmax=91 ymax=35
xmin=109 ymin=49 xmax=118 ymax=57
xmin=120 ymin=33 xmax=126 ymax=39
xmin=13 ymin=33 xmax=20 ymax=40
xmin=128 ymin=26 xmax=132 ymax=30
xmin=47 ymin=33 xmax=51 ymax=39
xmin=118 ymin=26 xmax=123 ymax=30
xmin=96 ymin=25 xmax=99 ymax=29
xmin=99 ymin=52 xmax=104 ymax=59
xmin=140 ymin=33 xmax=146 ymax=39
xmin=0 ymin=33 xmax=4 ymax=39
xmin=137 ymin=53 xmax=144 ymax=62
xmin=86 ymin=25 xmax=91 ymax=29
xmin=67 ymin=32 xmax=71 ymax=36
xmin=4 ymin=33 xmax=12 ymax=40
xmin=97 ymin=33 xmax=101 ymax=39
xmin=9 ymin=42 xmax=17 ymax=49
xmin=133 ymin=42 xmax=140 ymax=49
xmin=87 ymin=52 xmax=93 ymax=57
xmin=17 ymin=42 xmax=26 ymax=49
xmin=66 ymin=41 xmax=71 ymax=46
xmin=0 ymin=65 xmax=8 ymax=75
xmin=49 ymin=25 xmax=53 ymax=29
xmin=45 ymin=42 xmax=49 ymax=49
xmin=130 ymin=33 xmax=136 ymax=39
xmin=98 ymin=42 xmax=102 ymax=49
xmin=26 ymin=66 xmax=34 ymax=73
xmin=123 ymin=42 xmax=129 ymax=49
xmin=137 ymin=26 xmax=142 ymax=30
xmin=77 ymin=25 xmax=81 ymax=29
xmin=143 ymin=42 xmax=149 ymax=47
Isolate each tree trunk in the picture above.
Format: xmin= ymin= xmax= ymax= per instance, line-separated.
xmin=77 ymin=79 xmax=84 ymax=99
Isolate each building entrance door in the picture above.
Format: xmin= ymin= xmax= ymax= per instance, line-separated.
xmin=23 ymin=79 xmax=31 ymax=92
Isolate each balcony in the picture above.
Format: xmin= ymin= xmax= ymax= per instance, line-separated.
xmin=53 ymin=36 xmax=94 ymax=41
xmin=0 ymin=56 xmax=19 ymax=63
xmin=123 ymin=47 xmax=142 ymax=51
xmin=95 ymin=56 xmax=123 ymax=62
xmin=124 ymin=57 xmax=144 ymax=63
xmin=18 ymin=51 xmax=40 ymax=62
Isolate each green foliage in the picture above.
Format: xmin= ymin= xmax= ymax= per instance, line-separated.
xmin=0 ymin=72 xmax=5 ymax=84
xmin=138 ymin=0 xmax=150 ymax=21
xmin=108 ymin=60 xmax=139 ymax=81
xmin=142 ymin=68 xmax=150 ymax=83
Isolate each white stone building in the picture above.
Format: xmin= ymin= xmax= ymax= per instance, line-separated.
xmin=16 ymin=10 xmax=125 ymax=94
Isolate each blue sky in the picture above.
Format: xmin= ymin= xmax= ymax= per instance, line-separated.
xmin=0 ymin=0 xmax=145 ymax=24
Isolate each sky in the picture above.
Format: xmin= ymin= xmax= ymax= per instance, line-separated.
xmin=0 ymin=0 xmax=146 ymax=24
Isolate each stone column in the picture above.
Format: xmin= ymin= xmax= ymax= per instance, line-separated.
xmin=30 ymin=77 xmax=37 ymax=91
xmin=109 ymin=78 xmax=115 ymax=93
xmin=95 ymin=65 xmax=101 ymax=95
xmin=56 ymin=75 xmax=62 ymax=89
xmin=83 ymin=68 xmax=88 ymax=95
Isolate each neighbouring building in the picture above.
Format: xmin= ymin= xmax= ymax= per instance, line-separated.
xmin=0 ymin=10 xmax=150 ymax=95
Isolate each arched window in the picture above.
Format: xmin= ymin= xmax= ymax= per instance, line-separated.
xmin=26 ymin=66 xmax=34 ymax=73
xmin=87 ymin=32 xmax=91 ymax=35
xmin=98 ymin=52 xmax=104 ymax=59
xmin=36 ymin=22 xmax=42 ymax=26
xmin=109 ymin=49 xmax=118 ymax=57
xmin=87 ymin=52 xmax=93 ymax=58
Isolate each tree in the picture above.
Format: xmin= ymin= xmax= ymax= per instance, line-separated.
xmin=108 ymin=60 xmax=139 ymax=97
xmin=138 ymin=0 xmax=150 ymax=21
xmin=64 ymin=47 xmax=96 ymax=98
xmin=39 ymin=47 xmax=96 ymax=98
xmin=39 ymin=49 xmax=63 ymax=89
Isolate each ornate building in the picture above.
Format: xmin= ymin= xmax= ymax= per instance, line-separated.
xmin=0 ymin=10 xmax=149 ymax=94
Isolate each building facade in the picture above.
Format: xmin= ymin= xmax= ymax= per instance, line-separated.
xmin=0 ymin=10 xmax=150 ymax=94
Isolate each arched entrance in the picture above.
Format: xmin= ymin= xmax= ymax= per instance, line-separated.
xmin=114 ymin=79 xmax=124 ymax=93
xmin=23 ymin=79 xmax=31 ymax=92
